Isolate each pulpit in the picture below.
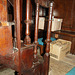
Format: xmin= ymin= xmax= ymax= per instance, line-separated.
xmin=0 ymin=0 xmax=54 ymax=75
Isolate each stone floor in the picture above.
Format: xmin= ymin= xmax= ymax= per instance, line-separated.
xmin=0 ymin=68 xmax=15 ymax=75
xmin=49 ymin=54 xmax=75 ymax=75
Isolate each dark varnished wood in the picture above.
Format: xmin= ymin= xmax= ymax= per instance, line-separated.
xmin=13 ymin=0 xmax=17 ymax=48
xmin=24 ymin=0 xmax=31 ymax=45
xmin=20 ymin=0 xmax=23 ymax=37
xmin=0 ymin=45 xmax=34 ymax=72
xmin=38 ymin=44 xmax=44 ymax=54
xmin=52 ymin=30 xmax=75 ymax=37
xmin=0 ymin=26 xmax=13 ymax=56
xmin=16 ymin=0 xmax=21 ymax=74
xmin=44 ymin=2 xmax=53 ymax=75
xmin=21 ymin=47 xmax=34 ymax=71
xmin=34 ymin=3 xmax=39 ymax=58
xmin=53 ymin=0 xmax=75 ymax=32
xmin=0 ymin=0 xmax=54 ymax=75
xmin=0 ymin=0 xmax=8 ymax=21
xmin=71 ymin=38 xmax=75 ymax=54
xmin=35 ymin=0 xmax=53 ymax=8
xmin=50 ymin=0 xmax=75 ymax=54
xmin=45 ymin=2 xmax=53 ymax=53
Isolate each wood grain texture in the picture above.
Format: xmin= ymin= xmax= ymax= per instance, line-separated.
xmin=34 ymin=3 xmax=39 ymax=58
xmin=24 ymin=0 xmax=31 ymax=45
xmin=0 ymin=26 xmax=13 ymax=56
xmin=0 ymin=0 xmax=8 ymax=21
xmin=53 ymin=0 xmax=75 ymax=32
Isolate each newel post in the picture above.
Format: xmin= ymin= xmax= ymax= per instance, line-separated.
xmin=34 ymin=3 xmax=39 ymax=58
xmin=16 ymin=0 xmax=21 ymax=75
xmin=24 ymin=0 xmax=31 ymax=45
xmin=44 ymin=2 xmax=54 ymax=75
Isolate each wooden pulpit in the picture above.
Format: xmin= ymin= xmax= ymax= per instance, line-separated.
xmin=0 ymin=0 xmax=54 ymax=75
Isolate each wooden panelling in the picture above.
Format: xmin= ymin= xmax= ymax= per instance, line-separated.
xmin=52 ymin=0 xmax=75 ymax=54
xmin=71 ymin=38 xmax=75 ymax=54
xmin=72 ymin=0 xmax=75 ymax=30
xmin=0 ymin=26 xmax=13 ymax=56
xmin=54 ymin=0 xmax=75 ymax=32
xmin=0 ymin=0 xmax=8 ymax=21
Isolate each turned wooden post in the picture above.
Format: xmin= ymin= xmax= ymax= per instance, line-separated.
xmin=20 ymin=0 xmax=23 ymax=37
xmin=24 ymin=0 xmax=31 ymax=45
xmin=16 ymin=0 xmax=21 ymax=75
xmin=34 ymin=3 xmax=39 ymax=58
xmin=13 ymin=0 xmax=17 ymax=48
xmin=44 ymin=2 xmax=54 ymax=75
xmin=14 ymin=0 xmax=23 ymax=48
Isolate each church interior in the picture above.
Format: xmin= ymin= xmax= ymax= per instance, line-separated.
xmin=0 ymin=0 xmax=75 ymax=75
